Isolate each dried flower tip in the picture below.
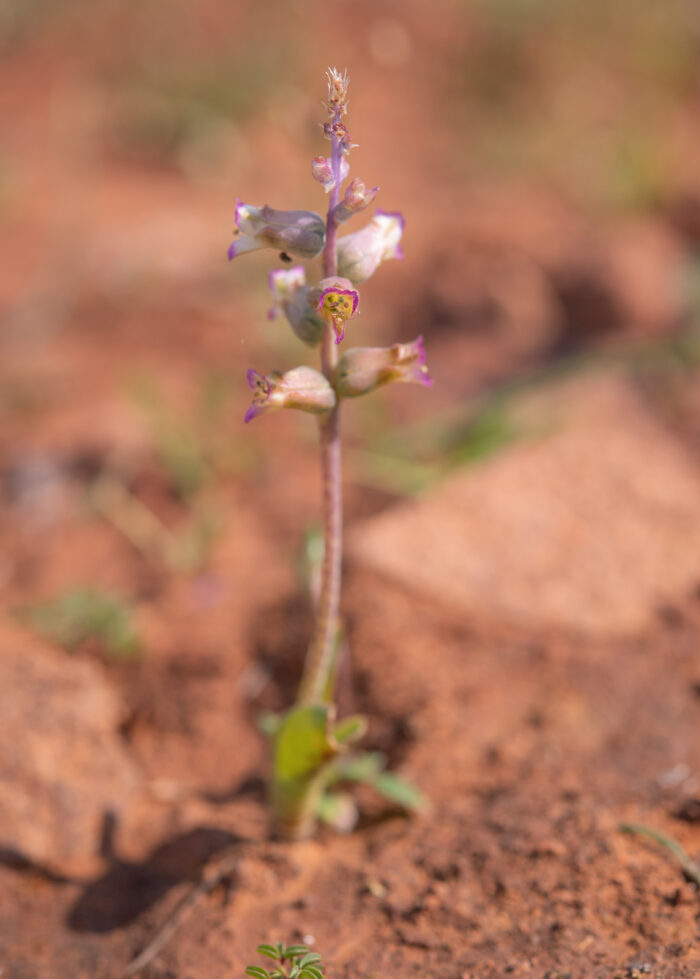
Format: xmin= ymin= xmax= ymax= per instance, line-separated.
xmin=335 ymin=336 xmax=433 ymax=397
xmin=333 ymin=177 xmax=379 ymax=224
xmin=325 ymin=67 xmax=350 ymax=116
xmin=311 ymin=155 xmax=349 ymax=194
xmin=244 ymin=366 xmax=336 ymax=423
xmin=268 ymin=267 xmax=325 ymax=347
xmin=228 ymin=201 xmax=325 ymax=261
xmin=337 ymin=210 xmax=405 ymax=284
xmin=313 ymin=276 xmax=360 ymax=345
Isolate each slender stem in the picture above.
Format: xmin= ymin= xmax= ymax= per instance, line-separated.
xmin=297 ymin=118 xmax=344 ymax=705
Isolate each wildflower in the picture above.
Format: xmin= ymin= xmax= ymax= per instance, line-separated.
xmin=228 ymin=201 xmax=325 ymax=261
xmin=311 ymin=156 xmax=349 ymax=194
xmin=268 ymin=267 xmax=325 ymax=347
xmin=337 ymin=210 xmax=404 ymax=284
xmin=244 ymin=366 xmax=336 ymax=423
xmin=335 ymin=336 xmax=433 ymax=397
xmin=312 ymin=276 xmax=360 ymax=344
xmin=333 ymin=178 xmax=379 ymax=224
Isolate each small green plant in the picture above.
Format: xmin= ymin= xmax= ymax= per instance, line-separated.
xmin=245 ymin=943 xmax=324 ymax=979
xmin=230 ymin=70 xmax=429 ymax=839
xmin=18 ymin=587 xmax=141 ymax=660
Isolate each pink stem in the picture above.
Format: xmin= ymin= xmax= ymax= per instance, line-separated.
xmin=298 ymin=116 xmax=344 ymax=705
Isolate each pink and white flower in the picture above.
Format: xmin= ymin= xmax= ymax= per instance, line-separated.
xmin=228 ymin=201 xmax=325 ymax=260
xmin=337 ymin=210 xmax=405 ymax=284
xmin=244 ymin=366 xmax=336 ymax=423
xmin=335 ymin=336 xmax=432 ymax=397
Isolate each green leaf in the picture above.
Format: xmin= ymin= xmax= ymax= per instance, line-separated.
xmin=256 ymin=944 xmax=281 ymax=961
xmin=284 ymin=945 xmax=310 ymax=958
xmin=246 ymin=967 xmax=270 ymax=979
xmin=300 ymin=967 xmax=324 ymax=979
xmin=317 ymin=791 xmax=358 ymax=833
xmin=373 ymin=771 xmax=427 ymax=811
xmin=333 ymin=714 xmax=367 ymax=745
xmin=298 ymin=953 xmax=322 ymax=967
xmin=289 ymin=965 xmax=300 ymax=979
xmin=274 ymin=706 xmax=335 ymax=782
xmin=331 ymin=751 xmax=386 ymax=784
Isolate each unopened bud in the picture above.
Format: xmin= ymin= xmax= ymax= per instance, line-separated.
xmin=228 ymin=201 xmax=325 ymax=261
xmin=337 ymin=210 xmax=404 ymax=284
xmin=335 ymin=336 xmax=433 ymax=397
xmin=244 ymin=366 xmax=336 ymax=423
xmin=311 ymin=156 xmax=350 ymax=194
xmin=333 ymin=178 xmax=379 ymax=224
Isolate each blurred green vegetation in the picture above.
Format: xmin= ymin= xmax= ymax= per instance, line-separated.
xmin=453 ymin=0 xmax=699 ymax=210
xmin=128 ymin=368 xmax=255 ymax=499
xmin=106 ymin=54 xmax=280 ymax=166
xmin=18 ymin=587 xmax=141 ymax=660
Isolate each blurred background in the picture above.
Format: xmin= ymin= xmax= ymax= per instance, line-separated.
xmin=3 ymin=0 xmax=700 ymax=910
xmin=4 ymin=1 xmax=700 ymax=973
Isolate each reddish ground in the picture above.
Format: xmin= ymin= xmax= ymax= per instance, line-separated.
xmin=2 ymin=3 xmax=700 ymax=978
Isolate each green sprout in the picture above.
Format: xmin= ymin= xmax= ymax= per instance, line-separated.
xmin=245 ymin=943 xmax=324 ymax=979
xmin=17 ymin=587 xmax=141 ymax=660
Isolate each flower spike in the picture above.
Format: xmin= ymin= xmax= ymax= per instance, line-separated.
xmin=244 ymin=366 xmax=336 ymax=423
xmin=228 ymin=202 xmax=325 ymax=261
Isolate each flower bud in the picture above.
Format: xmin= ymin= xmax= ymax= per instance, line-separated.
xmin=333 ymin=178 xmax=379 ymax=224
xmin=244 ymin=366 xmax=336 ymax=423
xmin=268 ymin=267 xmax=325 ymax=347
xmin=335 ymin=336 xmax=433 ymax=397
xmin=337 ymin=210 xmax=405 ymax=284
xmin=311 ymin=156 xmax=349 ymax=194
xmin=228 ymin=201 xmax=325 ymax=261
xmin=322 ymin=121 xmax=358 ymax=155
xmin=310 ymin=276 xmax=360 ymax=344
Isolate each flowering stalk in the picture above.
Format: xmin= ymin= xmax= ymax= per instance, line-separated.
xmin=231 ymin=69 xmax=430 ymax=840
xmin=296 ymin=111 xmax=345 ymax=704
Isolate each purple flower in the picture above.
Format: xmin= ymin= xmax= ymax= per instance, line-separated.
xmin=268 ymin=267 xmax=325 ymax=347
xmin=335 ymin=336 xmax=433 ymax=397
xmin=228 ymin=201 xmax=325 ymax=261
xmin=311 ymin=276 xmax=360 ymax=345
xmin=337 ymin=210 xmax=405 ymax=284
xmin=244 ymin=366 xmax=336 ymax=423
xmin=333 ymin=178 xmax=379 ymax=225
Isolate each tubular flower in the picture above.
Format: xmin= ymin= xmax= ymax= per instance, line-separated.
xmin=333 ymin=178 xmax=379 ymax=224
xmin=337 ymin=210 xmax=405 ymax=284
xmin=228 ymin=201 xmax=325 ymax=260
xmin=311 ymin=155 xmax=349 ymax=194
xmin=268 ymin=267 xmax=325 ymax=347
xmin=312 ymin=276 xmax=360 ymax=344
xmin=244 ymin=366 xmax=336 ymax=423
xmin=335 ymin=336 xmax=433 ymax=397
